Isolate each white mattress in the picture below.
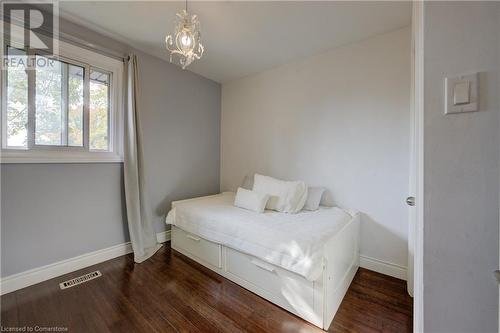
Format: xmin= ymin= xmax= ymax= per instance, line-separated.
xmin=165 ymin=192 xmax=354 ymax=281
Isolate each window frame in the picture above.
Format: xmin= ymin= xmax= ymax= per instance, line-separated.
xmin=0 ymin=38 xmax=123 ymax=163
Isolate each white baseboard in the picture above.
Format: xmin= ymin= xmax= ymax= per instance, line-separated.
xmin=359 ymin=255 xmax=407 ymax=281
xmin=1 ymin=230 xmax=172 ymax=295
xmin=0 ymin=242 xmax=133 ymax=295
xmin=156 ymin=230 xmax=171 ymax=243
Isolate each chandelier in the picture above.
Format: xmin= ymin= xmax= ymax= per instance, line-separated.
xmin=165 ymin=0 xmax=204 ymax=69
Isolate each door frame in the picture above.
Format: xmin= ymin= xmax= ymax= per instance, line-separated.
xmin=411 ymin=2 xmax=424 ymax=332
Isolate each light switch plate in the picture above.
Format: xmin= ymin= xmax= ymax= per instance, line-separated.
xmin=445 ymin=72 xmax=479 ymax=114
xmin=453 ymin=81 xmax=470 ymax=105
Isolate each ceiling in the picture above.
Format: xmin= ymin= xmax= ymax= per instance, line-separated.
xmin=60 ymin=1 xmax=411 ymax=83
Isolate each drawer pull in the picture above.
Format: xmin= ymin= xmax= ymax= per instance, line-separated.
xmin=186 ymin=234 xmax=201 ymax=242
xmin=251 ymin=259 xmax=275 ymax=273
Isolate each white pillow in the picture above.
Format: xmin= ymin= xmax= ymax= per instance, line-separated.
xmin=303 ymin=187 xmax=326 ymax=211
xmin=240 ymin=174 xmax=254 ymax=190
xmin=252 ymin=174 xmax=308 ymax=213
xmin=234 ymin=187 xmax=269 ymax=213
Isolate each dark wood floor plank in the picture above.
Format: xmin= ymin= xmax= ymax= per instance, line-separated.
xmin=1 ymin=245 xmax=412 ymax=333
xmin=330 ymin=268 xmax=413 ymax=333
xmin=0 ymin=292 xmax=18 ymax=327
xmin=162 ymin=276 xmax=262 ymax=332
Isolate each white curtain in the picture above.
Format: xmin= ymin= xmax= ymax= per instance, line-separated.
xmin=124 ymin=54 xmax=162 ymax=263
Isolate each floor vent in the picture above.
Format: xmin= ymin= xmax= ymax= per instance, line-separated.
xmin=59 ymin=270 xmax=102 ymax=290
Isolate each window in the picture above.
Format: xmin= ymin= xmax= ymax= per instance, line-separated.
xmin=34 ymin=54 xmax=84 ymax=147
xmin=1 ymin=40 xmax=123 ymax=163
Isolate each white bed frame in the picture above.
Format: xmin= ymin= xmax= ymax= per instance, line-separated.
xmin=170 ymin=212 xmax=360 ymax=330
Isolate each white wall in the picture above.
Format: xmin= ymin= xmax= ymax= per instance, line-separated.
xmin=423 ymin=2 xmax=499 ymax=332
xmin=221 ymin=27 xmax=411 ymax=272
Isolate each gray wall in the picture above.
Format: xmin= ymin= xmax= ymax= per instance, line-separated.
xmin=1 ymin=19 xmax=221 ymax=277
xmin=1 ymin=164 xmax=127 ymax=276
xmin=138 ymin=51 xmax=221 ymax=232
xmin=423 ymin=2 xmax=499 ymax=332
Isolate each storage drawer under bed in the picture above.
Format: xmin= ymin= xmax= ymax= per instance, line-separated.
xmin=224 ymin=247 xmax=316 ymax=317
xmin=171 ymin=226 xmax=222 ymax=268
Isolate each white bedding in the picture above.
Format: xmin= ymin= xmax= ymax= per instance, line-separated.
xmin=165 ymin=192 xmax=354 ymax=281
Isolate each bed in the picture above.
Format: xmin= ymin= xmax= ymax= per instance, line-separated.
xmin=165 ymin=192 xmax=360 ymax=330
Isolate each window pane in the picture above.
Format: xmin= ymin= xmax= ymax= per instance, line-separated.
xmin=35 ymin=55 xmax=63 ymax=145
xmin=6 ymin=47 xmax=28 ymax=148
xmin=89 ymin=69 xmax=110 ymax=151
xmin=35 ymin=56 xmax=84 ymax=147
xmin=68 ymin=65 xmax=84 ymax=146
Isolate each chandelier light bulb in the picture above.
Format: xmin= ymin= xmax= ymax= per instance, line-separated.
xmin=180 ymin=33 xmax=192 ymax=47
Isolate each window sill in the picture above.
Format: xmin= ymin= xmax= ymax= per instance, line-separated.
xmin=0 ymin=150 xmax=123 ymax=164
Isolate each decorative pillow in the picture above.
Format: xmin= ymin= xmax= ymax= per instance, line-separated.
xmin=303 ymin=187 xmax=326 ymax=211
xmin=234 ymin=187 xmax=269 ymax=213
xmin=240 ymin=174 xmax=254 ymax=190
xmin=252 ymin=174 xmax=308 ymax=213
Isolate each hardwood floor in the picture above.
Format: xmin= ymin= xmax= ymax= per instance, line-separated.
xmin=1 ymin=245 xmax=412 ymax=333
